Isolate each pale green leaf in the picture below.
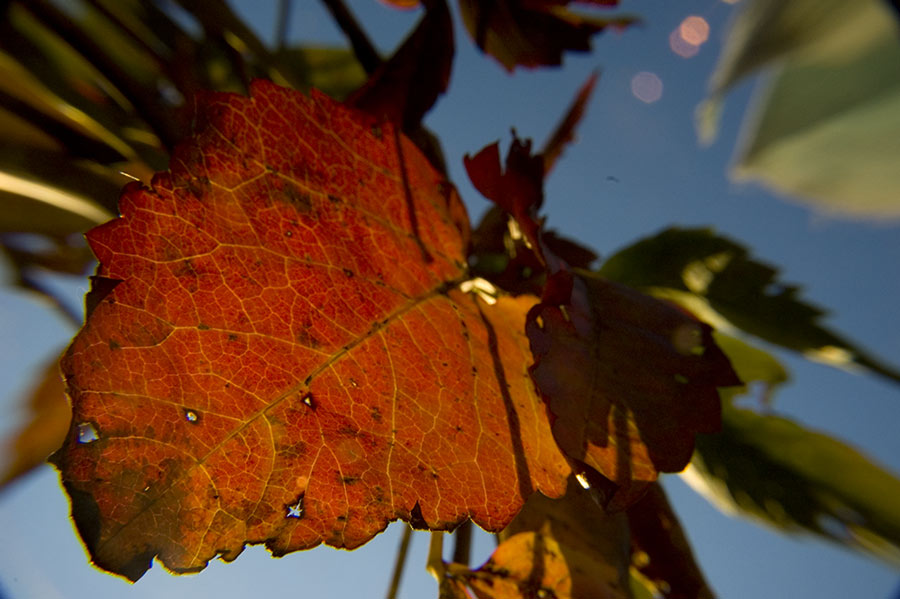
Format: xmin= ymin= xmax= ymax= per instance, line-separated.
xmin=685 ymin=405 xmax=900 ymax=568
xmin=698 ymin=0 xmax=900 ymax=219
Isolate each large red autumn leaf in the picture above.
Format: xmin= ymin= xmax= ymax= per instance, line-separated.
xmin=527 ymin=272 xmax=741 ymax=509
xmin=51 ymin=80 xmax=570 ymax=581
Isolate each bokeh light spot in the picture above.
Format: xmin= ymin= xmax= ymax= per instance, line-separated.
xmin=670 ymin=15 xmax=710 ymax=58
xmin=680 ymin=16 xmax=709 ymax=45
xmin=669 ymin=29 xmax=700 ymax=58
xmin=631 ymin=72 xmax=663 ymax=103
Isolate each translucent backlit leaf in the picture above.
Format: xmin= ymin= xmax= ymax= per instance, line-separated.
xmin=458 ymin=0 xmax=637 ymax=71
xmin=527 ymin=271 xmax=741 ymax=509
xmin=51 ymin=80 xmax=570 ymax=581
xmin=449 ymin=476 xmax=631 ymax=599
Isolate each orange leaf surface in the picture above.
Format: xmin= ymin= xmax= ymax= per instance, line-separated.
xmin=51 ymin=80 xmax=570 ymax=580
xmin=627 ymin=483 xmax=714 ymax=599
xmin=527 ymin=272 xmax=741 ymax=508
xmin=463 ymin=475 xmax=630 ymax=599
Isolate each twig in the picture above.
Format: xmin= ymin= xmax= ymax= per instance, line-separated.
xmin=426 ymin=531 xmax=445 ymax=581
xmin=451 ymin=520 xmax=472 ymax=566
xmin=275 ymin=0 xmax=292 ymax=50
xmin=319 ymin=0 xmax=381 ymax=74
xmin=385 ymin=525 xmax=413 ymax=599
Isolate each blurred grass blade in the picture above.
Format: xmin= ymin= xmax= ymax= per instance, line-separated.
xmin=174 ymin=0 xmax=299 ymax=88
xmin=0 ymin=49 xmax=144 ymax=166
xmin=0 ymin=171 xmax=112 ymax=231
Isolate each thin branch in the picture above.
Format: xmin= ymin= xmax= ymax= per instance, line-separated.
xmin=275 ymin=0 xmax=292 ymax=50
xmin=426 ymin=531 xmax=446 ymax=582
xmin=385 ymin=525 xmax=413 ymax=599
xmin=451 ymin=520 xmax=472 ymax=566
xmin=320 ymin=0 xmax=381 ymax=74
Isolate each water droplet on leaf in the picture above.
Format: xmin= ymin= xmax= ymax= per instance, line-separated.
xmin=575 ymin=472 xmax=591 ymax=490
xmin=184 ymin=409 xmax=200 ymax=423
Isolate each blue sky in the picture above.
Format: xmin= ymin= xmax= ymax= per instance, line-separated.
xmin=1 ymin=1 xmax=899 ymax=597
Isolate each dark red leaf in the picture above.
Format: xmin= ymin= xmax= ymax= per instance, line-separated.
xmin=458 ymin=0 xmax=637 ymax=71
xmin=541 ymin=71 xmax=598 ymax=174
xmin=346 ymin=0 xmax=453 ymax=132
xmin=527 ymin=272 xmax=741 ymax=509
xmin=627 ymin=483 xmax=715 ymax=599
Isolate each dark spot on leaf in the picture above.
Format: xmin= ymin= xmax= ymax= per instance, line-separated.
xmin=341 ymin=476 xmax=359 ymax=485
xmin=187 ymin=176 xmax=210 ymax=199
xmin=296 ymin=327 xmax=320 ymax=349
xmin=336 ymin=515 xmax=347 ymax=522
xmin=108 ymin=339 xmax=121 ymax=351
xmin=342 ymin=268 xmax=354 ymax=278
xmin=327 ymin=194 xmax=342 ymax=204
xmin=174 ymin=259 xmax=198 ymax=279
xmin=283 ymin=187 xmax=312 ymax=212
xmin=227 ymin=333 xmax=239 ymax=342
xmin=370 ymin=407 xmax=382 ymax=422
xmin=197 ymin=323 xmax=210 ymax=331
xmin=371 ymin=124 xmax=383 ymax=140
xmin=408 ymin=501 xmax=428 ymax=529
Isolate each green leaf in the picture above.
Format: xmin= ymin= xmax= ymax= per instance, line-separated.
xmin=598 ymin=227 xmax=900 ymax=384
xmin=712 ymin=331 xmax=789 ymax=404
xmin=685 ymin=404 xmax=900 ymax=568
xmin=276 ymin=46 xmax=368 ymax=101
xmin=698 ymin=0 xmax=900 ymax=219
